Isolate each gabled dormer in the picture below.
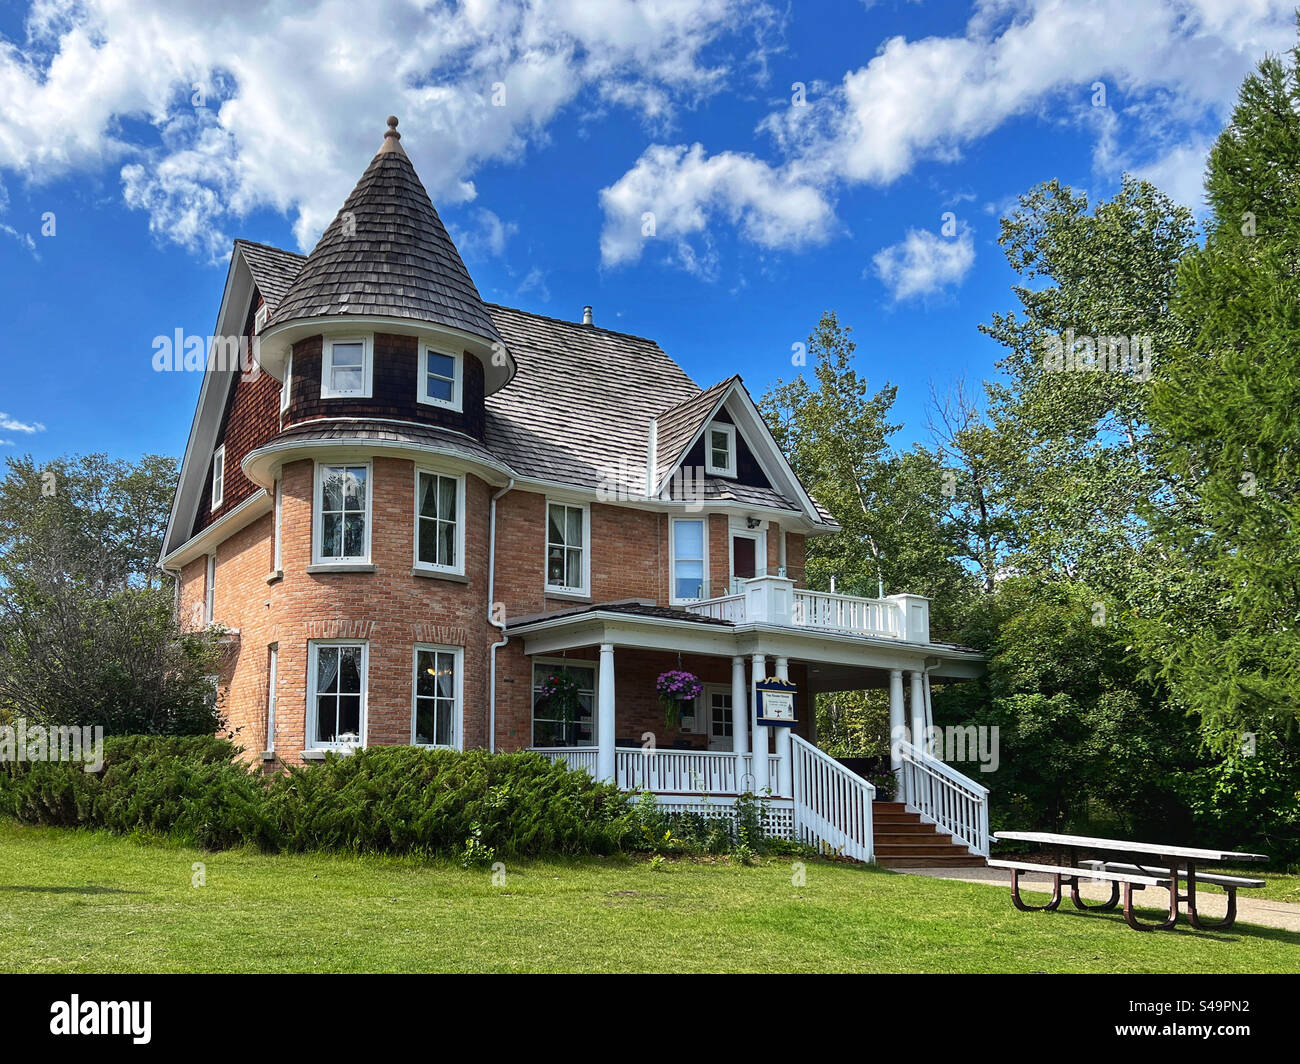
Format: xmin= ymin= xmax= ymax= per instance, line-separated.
xmin=649 ymin=376 xmax=831 ymax=527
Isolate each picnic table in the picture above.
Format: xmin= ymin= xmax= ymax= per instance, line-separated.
xmin=990 ymin=831 xmax=1267 ymax=932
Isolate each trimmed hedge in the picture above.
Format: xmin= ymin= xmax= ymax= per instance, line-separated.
xmin=0 ymin=737 xmax=634 ymax=860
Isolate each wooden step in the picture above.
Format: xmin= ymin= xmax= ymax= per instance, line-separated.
xmin=876 ymin=854 xmax=987 ymax=868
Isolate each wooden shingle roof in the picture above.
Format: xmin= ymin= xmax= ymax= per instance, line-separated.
xmin=266 ymin=119 xmax=503 ymax=349
xmin=234 ymin=239 xmax=305 ymax=311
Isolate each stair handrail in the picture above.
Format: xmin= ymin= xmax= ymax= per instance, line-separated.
xmin=791 ymin=734 xmax=875 ymax=862
xmin=896 ymin=739 xmax=990 ymax=857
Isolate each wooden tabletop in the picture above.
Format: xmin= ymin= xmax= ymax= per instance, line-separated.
xmin=993 ymin=830 xmax=1267 ymax=863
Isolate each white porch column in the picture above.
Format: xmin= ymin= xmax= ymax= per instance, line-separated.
xmin=597 ymin=643 xmax=616 ymax=784
xmin=773 ymin=656 xmax=792 ymax=797
xmin=730 ymin=656 xmax=749 ymax=784
xmin=750 ymin=653 xmax=770 ymax=794
xmin=909 ymin=669 xmax=927 ymax=757
xmin=888 ymin=668 xmax=905 ymax=798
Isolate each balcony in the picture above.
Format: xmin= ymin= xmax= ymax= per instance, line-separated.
xmin=682 ymin=576 xmax=931 ymax=643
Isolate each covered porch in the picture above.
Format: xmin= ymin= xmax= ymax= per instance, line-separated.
xmin=506 ymin=579 xmax=987 ymax=861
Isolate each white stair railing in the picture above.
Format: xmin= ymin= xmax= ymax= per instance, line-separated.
xmin=897 ymin=741 xmax=990 ymax=856
xmin=791 ymin=734 xmax=875 ymax=862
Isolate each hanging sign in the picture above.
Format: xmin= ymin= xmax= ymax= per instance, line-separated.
xmin=755 ymin=676 xmax=797 ymax=727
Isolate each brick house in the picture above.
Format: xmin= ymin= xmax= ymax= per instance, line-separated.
xmin=160 ymin=117 xmax=987 ymax=863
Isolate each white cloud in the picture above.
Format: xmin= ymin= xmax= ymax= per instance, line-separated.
xmin=872 ymin=225 xmax=975 ymax=301
xmin=448 ymin=207 xmax=519 ymax=261
xmin=601 ymin=0 xmax=1295 ymax=269
xmin=599 ymin=142 xmax=835 ymax=268
xmin=0 ymin=0 xmax=769 ymax=255
xmin=0 ymin=413 xmax=46 ymax=434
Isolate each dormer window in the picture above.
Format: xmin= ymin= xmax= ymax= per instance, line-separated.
xmin=705 ymin=422 xmax=736 ymax=477
xmin=321 ymin=336 xmax=373 ymax=399
xmin=419 ymin=344 xmax=462 ymax=411
xmin=211 ymin=446 xmax=225 ymax=509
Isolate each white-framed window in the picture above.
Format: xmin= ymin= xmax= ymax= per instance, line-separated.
xmin=545 ymin=501 xmax=589 ymax=595
xmin=314 ymin=462 xmax=371 ymax=564
xmin=412 ymin=644 xmax=463 ymax=748
xmin=414 ymin=470 xmax=464 ymax=574
xmin=280 ymin=353 xmax=293 ymax=413
xmin=531 ymin=659 xmax=597 ymax=748
xmin=705 ymin=422 xmax=736 ymax=477
xmin=272 ymin=477 xmax=283 ymax=572
xmin=307 ymin=641 xmax=367 ymax=750
xmin=265 ymin=644 xmax=278 ymax=755
xmin=670 ymin=517 xmax=707 ymax=603
xmin=321 ymin=336 xmax=373 ymax=399
xmin=418 ymin=344 xmax=462 ymax=411
xmin=211 ymin=446 xmax=226 ymax=509
xmin=204 ymin=552 xmax=216 ymax=624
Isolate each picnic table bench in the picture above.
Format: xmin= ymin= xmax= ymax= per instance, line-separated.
xmin=990 ymin=831 xmax=1267 ymax=932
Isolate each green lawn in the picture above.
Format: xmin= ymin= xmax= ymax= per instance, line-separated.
xmin=1 ymin=822 xmax=1297 ymax=973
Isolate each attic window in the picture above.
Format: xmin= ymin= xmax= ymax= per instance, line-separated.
xmin=705 ymin=423 xmax=736 ymax=478
xmin=211 ymin=446 xmax=226 ymax=509
xmin=419 ymin=344 xmax=462 ymax=411
xmin=321 ymin=337 xmax=373 ymax=399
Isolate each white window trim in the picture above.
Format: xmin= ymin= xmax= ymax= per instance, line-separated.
xmin=306 ymin=640 xmax=369 ymax=752
xmin=265 ymin=644 xmax=278 ymax=757
xmin=669 ymin=516 xmax=709 ymax=605
xmin=411 ymin=643 xmax=465 ymax=750
xmin=418 ymin=343 xmax=463 ymax=411
xmin=544 ymin=499 xmax=591 ymax=597
xmin=272 ymin=477 xmax=283 ymax=572
xmin=413 ymin=468 xmax=466 ymax=576
xmin=280 ymin=353 xmax=293 ymax=413
xmin=211 ymin=446 xmax=226 ymax=509
xmin=321 ymin=335 xmax=374 ymax=400
xmin=312 ymin=461 xmax=373 ymax=566
xmin=704 ymin=422 xmax=737 ymax=478
xmin=531 ymin=655 xmax=600 ymax=748
xmin=204 ymin=552 xmax=216 ymax=624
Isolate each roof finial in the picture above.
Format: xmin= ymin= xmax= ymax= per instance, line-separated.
xmin=379 ymin=114 xmax=406 ymax=155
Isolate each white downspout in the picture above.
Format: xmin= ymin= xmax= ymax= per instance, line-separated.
xmin=487 ymin=478 xmax=515 ymax=753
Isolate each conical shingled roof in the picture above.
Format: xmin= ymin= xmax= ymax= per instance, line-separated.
xmin=266 ymin=117 xmax=504 ymax=348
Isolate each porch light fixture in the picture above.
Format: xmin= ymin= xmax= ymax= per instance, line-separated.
xmin=746 ymin=516 xmax=761 ymax=529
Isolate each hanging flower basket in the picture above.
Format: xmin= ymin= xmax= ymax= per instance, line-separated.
xmin=656 ymin=669 xmax=703 ymax=729
xmin=538 ymin=670 xmax=583 ymax=731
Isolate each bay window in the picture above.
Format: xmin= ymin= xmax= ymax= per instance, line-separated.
xmin=415 ymin=470 xmax=463 ymax=573
xmin=315 ymin=463 xmax=371 ymax=564
xmin=321 ymin=336 xmax=372 ymax=398
xmin=308 ymin=641 xmax=367 ymax=749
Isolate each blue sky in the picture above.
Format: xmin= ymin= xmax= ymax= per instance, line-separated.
xmin=0 ymin=0 xmax=1292 ymax=467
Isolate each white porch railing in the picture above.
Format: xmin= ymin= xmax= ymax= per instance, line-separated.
xmin=897 ymin=740 xmax=990 ymax=857
xmin=685 ymin=594 xmax=746 ymax=623
xmin=530 ymin=747 xmax=781 ymax=796
xmin=791 ymin=734 xmax=875 ymax=862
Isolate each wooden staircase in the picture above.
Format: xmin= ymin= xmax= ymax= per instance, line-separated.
xmin=873 ymin=802 xmax=986 ymax=868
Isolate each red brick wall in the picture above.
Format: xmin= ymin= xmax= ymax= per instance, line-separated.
xmin=182 ymin=449 xmax=821 ymax=764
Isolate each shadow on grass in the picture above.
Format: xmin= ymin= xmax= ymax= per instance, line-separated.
xmin=1012 ymin=899 xmax=1300 ymax=946
xmin=0 ymin=885 xmax=144 ymax=896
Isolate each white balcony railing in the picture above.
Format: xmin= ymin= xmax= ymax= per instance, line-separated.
xmin=683 ymin=576 xmax=929 ymax=643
